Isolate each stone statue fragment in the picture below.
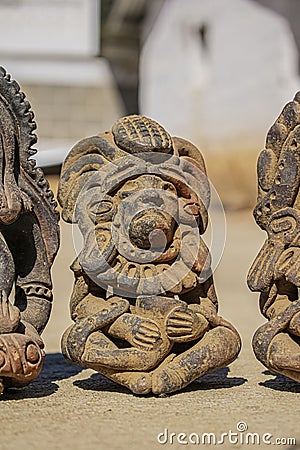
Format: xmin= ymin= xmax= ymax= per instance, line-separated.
xmin=0 ymin=67 xmax=59 ymax=393
xmin=248 ymin=92 xmax=300 ymax=382
xmin=58 ymin=115 xmax=241 ymax=394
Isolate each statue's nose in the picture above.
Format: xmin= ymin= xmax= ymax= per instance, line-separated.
xmin=129 ymin=211 xmax=173 ymax=251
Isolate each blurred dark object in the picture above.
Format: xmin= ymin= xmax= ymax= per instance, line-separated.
xmin=101 ymin=0 xmax=165 ymax=114
xmin=101 ymin=0 xmax=146 ymax=114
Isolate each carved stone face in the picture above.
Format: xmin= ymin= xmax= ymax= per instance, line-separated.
xmin=58 ymin=116 xmax=212 ymax=298
xmin=77 ymin=173 xmax=176 ymax=279
xmin=116 ymin=176 xmax=177 ymax=252
xmin=75 ymin=166 xmax=207 ymax=297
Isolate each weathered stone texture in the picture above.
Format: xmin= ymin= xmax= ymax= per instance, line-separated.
xmin=248 ymin=92 xmax=300 ymax=382
xmin=0 ymin=67 xmax=59 ymax=393
xmin=58 ymin=115 xmax=241 ymax=394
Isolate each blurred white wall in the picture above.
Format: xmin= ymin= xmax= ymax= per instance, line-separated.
xmin=0 ymin=0 xmax=99 ymax=57
xmin=139 ymin=0 xmax=300 ymax=208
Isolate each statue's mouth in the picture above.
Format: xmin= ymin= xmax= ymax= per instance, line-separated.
xmin=95 ymin=253 xmax=199 ymax=297
xmin=79 ymin=220 xmax=207 ymax=298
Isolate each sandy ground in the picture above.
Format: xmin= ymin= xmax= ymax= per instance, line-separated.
xmin=0 ymin=176 xmax=299 ymax=450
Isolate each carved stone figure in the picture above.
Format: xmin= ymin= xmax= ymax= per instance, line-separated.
xmin=0 ymin=67 xmax=59 ymax=393
xmin=248 ymin=92 xmax=300 ymax=382
xmin=58 ymin=115 xmax=241 ymax=395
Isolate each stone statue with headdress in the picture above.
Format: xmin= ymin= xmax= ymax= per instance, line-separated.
xmin=0 ymin=67 xmax=59 ymax=393
xmin=58 ymin=115 xmax=241 ymax=395
xmin=248 ymin=93 xmax=300 ymax=382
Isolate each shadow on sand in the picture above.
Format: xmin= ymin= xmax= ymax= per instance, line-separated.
xmin=1 ymin=353 xmax=83 ymax=401
xmin=1 ymin=356 xmax=248 ymax=399
xmin=73 ymin=366 xmax=247 ymax=397
xmin=259 ymin=370 xmax=300 ymax=393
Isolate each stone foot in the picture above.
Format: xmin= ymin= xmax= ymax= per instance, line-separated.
xmin=253 ymin=299 xmax=300 ymax=382
xmin=152 ymin=326 xmax=241 ymax=394
xmin=0 ymin=333 xmax=44 ymax=389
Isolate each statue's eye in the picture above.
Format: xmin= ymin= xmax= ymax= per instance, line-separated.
xmin=120 ymin=191 xmax=131 ymax=199
xmin=89 ymin=200 xmax=113 ymax=216
xmin=163 ymin=183 xmax=176 ymax=192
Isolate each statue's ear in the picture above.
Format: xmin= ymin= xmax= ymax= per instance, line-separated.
xmin=172 ymin=136 xmax=207 ymax=175
xmin=172 ymin=136 xmax=210 ymax=232
xmin=58 ymin=135 xmax=115 ymax=223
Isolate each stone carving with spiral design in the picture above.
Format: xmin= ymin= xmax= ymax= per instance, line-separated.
xmin=248 ymin=92 xmax=300 ymax=382
xmin=58 ymin=115 xmax=241 ymax=395
xmin=0 ymin=67 xmax=59 ymax=393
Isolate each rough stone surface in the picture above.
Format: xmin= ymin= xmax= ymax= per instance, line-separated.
xmin=0 ymin=204 xmax=299 ymax=450
xmin=58 ymin=115 xmax=241 ymax=395
xmin=139 ymin=0 xmax=300 ymax=209
xmin=0 ymin=67 xmax=59 ymax=392
xmin=248 ymin=91 xmax=300 ymax=382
